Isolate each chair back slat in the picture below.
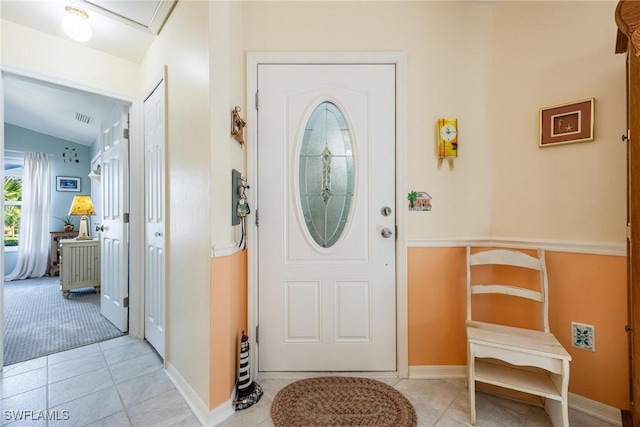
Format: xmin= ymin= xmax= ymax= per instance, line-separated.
xmin=469 ymin=249 xmax=542 ymax=270
xmin=470 ymin=284 xmax=544 ymax=302
xmin=466 ymin=246 xmax=550 ymax=333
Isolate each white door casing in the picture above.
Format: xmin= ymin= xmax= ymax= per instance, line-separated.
xmin=0 ymin=73 xmax=5 ymax=369
xmin=90 ymin=153 xmax=102 ymax=225
xmin=101 ymin=105 xmax=130 ymax=332
xmin=143 ymin=80 xmax=166 ymax=358
xmin=0 ymin=65 xmax=145 ymax=348
xmin=257 ymin=64 xmax=396 ymax=371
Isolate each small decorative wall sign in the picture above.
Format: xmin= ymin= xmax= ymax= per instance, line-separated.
xmin=539 ymin=98 xmax=594 ymax=147
xmin=408 ymin=191 xmax=432 ymax=211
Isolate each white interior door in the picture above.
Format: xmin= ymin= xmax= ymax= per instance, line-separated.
xmin=258 ymin=64 xmax=396 ymax=371
xmin=143 ymin=81 xmax=166 ymax=358
xmin=100 ymin=105 xmax=130 ymax=332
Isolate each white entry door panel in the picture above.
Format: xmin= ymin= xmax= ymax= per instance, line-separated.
xmin=258 ymin=64 xmax=396 ymax=371
xmin=101 ymin=106 xmax=130 ymax=332
xmin=143 ymin=81 xmax=166 ymax=358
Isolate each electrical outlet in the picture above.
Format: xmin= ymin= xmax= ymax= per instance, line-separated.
xmin=571 ymin=322 xmax=595 ymax=352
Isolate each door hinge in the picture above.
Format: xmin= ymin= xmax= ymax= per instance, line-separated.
xmin=123 ymin=128 xmax=129 ymax=140
xmin=255 ymin=209 xmax=259 ymax=227
xmin=123 ymin=213 xmax=130 ymax=224
xmin=395 ymin=225 xmax=398 ymax=241
xmin=256 ymin=325 xmax=259 ymax=344
xmin=255 ymin=91 xmax=259 ymax=110
xmin=123 ymin=297 xmax=129 ymax=308
xmin=628 ymin=223 xmax=631 ymax=241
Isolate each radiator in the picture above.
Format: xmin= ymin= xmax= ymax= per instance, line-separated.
xmin=59 ymin=239 xmax=101 ymax=298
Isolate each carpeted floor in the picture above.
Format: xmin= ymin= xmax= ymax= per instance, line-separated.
xmin=3 ymin=276 xmax=124 ymax=365
xmin=271 ymin=377 xmax=417 ymax=427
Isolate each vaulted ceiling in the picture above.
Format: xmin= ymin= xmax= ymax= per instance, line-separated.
xmin=1 ymin=0 xmax=177 ymax=146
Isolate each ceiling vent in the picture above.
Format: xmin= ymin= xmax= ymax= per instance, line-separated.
xmin=75 ymin=112 xmax=94 ymax=125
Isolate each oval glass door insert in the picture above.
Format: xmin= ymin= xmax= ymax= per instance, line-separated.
xmin=299 ymin=101 xmax=354 ymax=248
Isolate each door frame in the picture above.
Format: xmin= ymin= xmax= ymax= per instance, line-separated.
xmin=0 ymin=64 xmax=146 ymax=351
xmin=246 ymin=52 xmax=409 ymax=377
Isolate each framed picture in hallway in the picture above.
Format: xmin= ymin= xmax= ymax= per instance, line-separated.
xmin=539 ymin=98 xmax=594 ymax=147
xmin=56 ymin=176 xmax=81 ymax=192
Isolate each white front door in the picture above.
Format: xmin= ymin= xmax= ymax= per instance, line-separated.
xmin=143 ymin=81 xmax=166 ymax=358
xmin=258 ymin=64 xmax=396 ymax=371
xmin=100 ymin=105 xmax=130 ymax=332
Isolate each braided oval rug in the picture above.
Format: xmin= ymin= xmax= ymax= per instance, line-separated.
xmin=271 ymin=377 xmax=417 ymax=427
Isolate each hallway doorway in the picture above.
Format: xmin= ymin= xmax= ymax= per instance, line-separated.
xmin=1 ymin=68 xmax=144 ymax=368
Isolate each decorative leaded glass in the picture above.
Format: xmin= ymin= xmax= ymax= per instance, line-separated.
xmin=299 ymin=102 xmax=354 ymax=248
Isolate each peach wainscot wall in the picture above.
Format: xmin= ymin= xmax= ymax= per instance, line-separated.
xmin=408 ymin=246 xmax=628 ymax=410
xmin=210 ymin=250 xmax=248 ymax=409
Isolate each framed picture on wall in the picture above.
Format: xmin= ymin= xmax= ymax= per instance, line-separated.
xmin=539 ymin=98 xmax=594 ymax=147
xmin=56 ymin=176 xmax=81 ymax=192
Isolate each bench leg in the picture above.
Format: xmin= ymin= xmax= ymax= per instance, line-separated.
xmin=468 ymin=345 xmax=477 ymax=425
xmin=545 ymin=398 xmax=569 ymax=427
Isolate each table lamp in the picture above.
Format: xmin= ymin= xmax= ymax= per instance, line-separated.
xmin=68 ymin=195 xmax=96 ymax=240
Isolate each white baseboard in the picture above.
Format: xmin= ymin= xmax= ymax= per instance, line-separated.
xmin=569 ymin=392 xmax=622 ymax=426
xmin=165 ymin=363 xmax=236 ymax=426
xmin=408 ymin=365 xmax=466 ymax=379
xmin=408 ymin=366 xmax=622 ymax=426
xmin=208 ymin=389 xmax=236 ymax=427
xmin=165 ymin=363 xmax=210 ymax=426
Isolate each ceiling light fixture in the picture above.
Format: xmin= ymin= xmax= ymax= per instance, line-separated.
xmin=61 ymin=6 xmax=92 ymax=42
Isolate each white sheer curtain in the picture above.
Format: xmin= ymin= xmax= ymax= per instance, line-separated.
xmin=5 ymin=152 xmax=51 ymax=281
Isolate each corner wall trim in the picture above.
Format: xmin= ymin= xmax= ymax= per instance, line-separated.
xmin=212 ymin=242 xmax=241 ymax=258
xmin=408 ymin=365 xmax=622 ymax=426
xmin=407 ymin=237 xmax=626 ymax=257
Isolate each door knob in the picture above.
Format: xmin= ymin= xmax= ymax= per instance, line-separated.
xmin=155 ymin=232 xmax=163 ymax=237
xmin=381 ymin=228 xmax=393 ymax=238
xmin=95 ymin=225 xmax=104 ymax=232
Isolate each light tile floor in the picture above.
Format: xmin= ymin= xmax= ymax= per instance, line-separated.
xmin=220 ymin=377 xmax=619 ymax=427
xmin=0 ymin=336 xmax=619 ymax=427
xmin=0 ymin=335 xmax=199 ymax=427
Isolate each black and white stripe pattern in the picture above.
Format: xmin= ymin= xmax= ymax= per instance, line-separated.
xmin=234 ymin=331 xmax=263 ymax=410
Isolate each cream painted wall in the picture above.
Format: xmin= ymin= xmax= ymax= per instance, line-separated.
xmin=0 ymin=19 xmax=139 ymax=96
xmin=140 ymin=0 xmax=211 ymax=406
xmin=491 ymin=1 xmax=626 ymax=243
xmin=242 ymin=1 xmax=494 ymax=240
xmin=210 ymin=1 xmax=245 ymax=246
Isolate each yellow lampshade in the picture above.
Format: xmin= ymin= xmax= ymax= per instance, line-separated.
xmin=68 ymin=195 xmax=96 ymax=216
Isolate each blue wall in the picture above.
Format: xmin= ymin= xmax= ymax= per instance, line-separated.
xmin=4 ymin=124 xmax=92 ymax=275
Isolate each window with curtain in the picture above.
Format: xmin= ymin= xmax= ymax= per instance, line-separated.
xmin=4 ymin=156 xmax=23 ymax=251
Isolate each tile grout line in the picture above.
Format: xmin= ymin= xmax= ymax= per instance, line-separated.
xmin=96 ymin=343 xmax=132 ymax=427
